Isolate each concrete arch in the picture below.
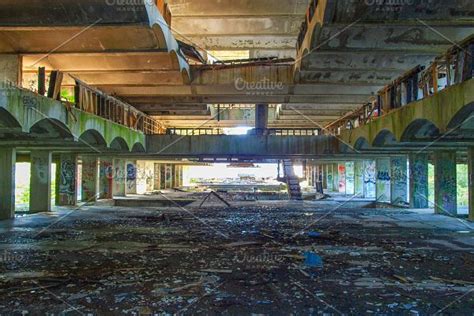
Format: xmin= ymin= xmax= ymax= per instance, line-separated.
xmin=447 ymin=101 xmax=474 ymax=129
xmin=110 ymin=137 xmax=130 ymax=152
xmin=354 ymin=137 xmax=370 ymax=150
xmin=372 ymin=129 xmax=397 ymax=147
xmin=29 ymin=118 xmax=74 ymax=139
xmin=401 ymin=119 xmax=440 ymax=142
xmin=0 ymin=107 xmax=22 ymax=129
xmin=79 ymin=129 xmax=107 ymax=148
xmin=131 ymin=142 xmax=146 ymax=153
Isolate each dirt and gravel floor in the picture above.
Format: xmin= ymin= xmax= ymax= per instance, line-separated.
xmin=1 ymin=194 xmax=474 ymax=315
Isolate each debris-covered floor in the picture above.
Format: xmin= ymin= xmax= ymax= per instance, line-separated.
xmin=1 ymin=196 xmax=474 ymax=315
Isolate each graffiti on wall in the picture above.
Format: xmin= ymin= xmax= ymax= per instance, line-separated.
xmin=338 ymin=164 xmax=346 ymax=193
xmin=391 ymin=157 xmax=408 ymax=204
xmin=364 ymin=161 xmax=376 ymax=199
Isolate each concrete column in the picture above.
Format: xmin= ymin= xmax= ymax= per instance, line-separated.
xmin=136 ymin=161 xmax=154 ymax=194
xmin=113 ymin=159 xmax=126 ymax=197
xmin=354 ymin=161 xmax=364 ymax=197
xmin=322 ymin=165 xmax=328 ymax=189
xmin=0 ymin=54 xmax=21 ymax=85
xmin=56 ymin=154 xmax=78 ymax=206
xmin=391 ymin=157 xmax=408 ymax=205
xmin=345 ymin=162 xmax=355 ymax=195
xmin=376 ymin=158 xmax=391 ymax=203
xmin=326 ymin=164 xmax=333 ymax=191
xmin=409 ymin=154 xmax=429 ymax=208
xmin=255 ymin=103 xmax=269 ymax=135
xmin=30 ymin=151 xmax=52 ymax=213
xmin=363 ymin=160 xmax=376 ymax=199
xmin=0 ymin=148 xmax=16 ymax=219
xmin=81 ymin=156 xmax=99 ymax=202
xmin=332 ymin=163 xmax=339 ymax=192
xmin=126 ymin=161 xmax=137 ymax=195
xmin=337 ymin=163 xmax=346 ymax=193
xmin=468 ymin=148 xmax=474 ymax=221
xmin=434 ymin=151 xmax=457 ymax=216
xmin=99 ymin=158 xmax=114 ymax=199
xmin=154 ymin=163 xmax=162 ymax=191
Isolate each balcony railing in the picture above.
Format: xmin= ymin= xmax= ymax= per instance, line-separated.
xmin=327 ymin=35 xmax=474 ymax=134
xmin=73 ymin=77 xmax=165 ymax=135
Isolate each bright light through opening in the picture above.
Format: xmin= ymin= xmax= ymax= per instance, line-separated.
xmin=223 ymin=127 xmax=252 ymax=135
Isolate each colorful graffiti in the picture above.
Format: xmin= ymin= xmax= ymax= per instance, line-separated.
xmin=58 ymin=157 xmax=76 ymax=205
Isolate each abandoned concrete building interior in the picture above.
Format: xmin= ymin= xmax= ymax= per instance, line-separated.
xmin=1 ymin=0 xmax=474 ymax=314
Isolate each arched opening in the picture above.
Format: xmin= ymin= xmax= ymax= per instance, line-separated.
xmin=372 ymin=129 xmax=397 ymax=147
xmin=401 ymin=119 xmax=440 ymax=142
xmin=131 ymin=142 xmax=146 ymax=153
xmin=0 ymin=108 xmax=22 ymax=129
xmin=110 ymin=137 xmax=130 ymax=152
xmin=29 ymin=118 xmax=73 ymax=140
xmin=354 ymin=137 xmax=370 ymax=150
xmin=79 ymin=129 xmax=107 ymax=148
xmin=447 ymin=102 xmax=474 ymax=138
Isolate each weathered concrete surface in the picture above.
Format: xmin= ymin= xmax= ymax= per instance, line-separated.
xmin=341 ymin=78 xmax=474 ymax=147
xmin=56 ymin=154 xmax=77 ymax=206
xmin=434 ymin=151 xmax=457 ymax=216
xmin=146 ymin=135 xmax=342 ymax=158
xmin=29 ymin=150 xmax=52 ymax=213
xmin=0 ymin=148 xmax=15 ymax=220
xmin=0 ymin=86 xmax=145 ymax=151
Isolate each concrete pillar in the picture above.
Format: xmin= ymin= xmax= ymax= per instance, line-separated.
xmin=332 ymin=163 xmax=339 ymax=192
xmin=126 ymin=161 xmax=137 ymax=195
xmin=0 ymin=54 xmax=21 ymax=85
xmin=363 ymin=160 xmax=376 ymax=199
xmin=376 ymin=158 xmax=391 ymax=203
xmin=113 ymin=159 xmax=126 ymax=197
xmin=326 ymin=164 xmax=334 ymax=191
xmin=345 ymin=162 xmax=355 ymax=195
xmin=434 ymin=151 xmax=457 ymax=216
xmin=154 ymin=163 xmax=162 ymax=191
xmin=30 ymin=151 xmax=52 ymax=213
xmin=322 ymin=165 xmax=328 ymax=189
xmin=255 ymin=103 xmax=269 ymax=135
xmin=0 ymin=148 xmax=16 ymax=219
xmin=354 ymin=161 xmax=364 ymax=197
xmin=165 ymin=164 xmax=173 ymax=189
xmin=56 ymin=154 xmax=78 ymax=206
xmin=409 ymin=154 xmax=429 ymax=208
xmin=136 ymin=161 xmax=154 ymax=194
xmin=468 ymin=148 xmax=474 ymax=221
xmin=81 ymin=156 xmax=99 ymax=202
xmin=99 ymin=158 xmax=114 ymax=199
xmin=337 ymin=163 xmax=346 ymax=193
xmin=391 ymin=157 xmax=408 ymax=205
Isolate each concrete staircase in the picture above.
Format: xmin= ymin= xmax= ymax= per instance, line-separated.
xmin=281 ymin=160 xmax=302 ymax=200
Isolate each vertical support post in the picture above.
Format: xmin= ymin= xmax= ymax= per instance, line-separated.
xmin=56 ymin=154 xmax=78 ymax=206
xmin=337 ymin=163 xmax=346 ymax=194
xmin=30 ymin=151 xmax=52 ymax=213
xmin=126 ymin=161 xmax=137 ymax=195
xmin=322 ymin=164 xmax=328 ymax=189
xmin=363 ymin=160 xmax=376 ymax=199
xmin=38 ymin=67 xmax=46 ymax=95
xmin=99 ymin=158 xmax=114 ymax=199
xmin=409 ymin=154 xmax=429 ymax=208
xmin=154 ymin=163 xmax=162 ymax=191
xmin=434 ymin=151 xmax=457 ymax=216
xmin=376 ymin=158 xmax=391 ymax=203
xmin=390 ymin=156 xmax=408 ymax=205
xmin=0 ymin=148 xmax=16 ymax=219
xmin=354 ymin=161 xmax=364 ymax=197
xmin=345 ymin=162 xmax=355 ymax=195
xmin=113 ymin=159 xmax=126 ymax=197
xmin=81 ymin=156 xmax=99 ymax=202
xmin=468 ymin=148 xmax=474 ymax=221
xmin=255 ymin=103 xmax=269 ymax=135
